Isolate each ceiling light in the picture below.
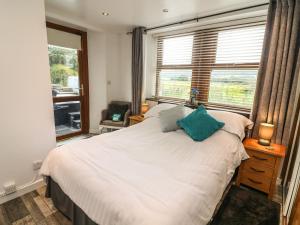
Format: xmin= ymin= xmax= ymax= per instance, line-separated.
xmin=102 ymin=12 xmax=110 ymax=16
xmin=162 ymin=9 xmax=168 ymax=13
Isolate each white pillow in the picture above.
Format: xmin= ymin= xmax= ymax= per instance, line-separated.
xmin=159 ymin=105 xmax=194 ymax=132
xmin=207 ymin=110 xmax=253 ymax=140
xmin=144 ymin=103 xmax=177 ymax=118
xmin=144 ymin=103 xmax=194 ymax=119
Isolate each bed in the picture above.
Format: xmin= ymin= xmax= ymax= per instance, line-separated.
xmin=41 ymin=105 xmax=251 ymax=225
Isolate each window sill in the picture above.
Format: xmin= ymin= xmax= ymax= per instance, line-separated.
xmin=146 ymin=97 xmax=251 ymax=118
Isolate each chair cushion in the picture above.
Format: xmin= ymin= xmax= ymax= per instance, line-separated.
xmin=107 ymin=103 xmax=129 ymax=121
xmin=177 ymin=105 xmax=225 ymax=141
xmin=101 ymin=120 xmax=124 ymax=127
xmin=112 ymin=113 xmax=122 ymax=121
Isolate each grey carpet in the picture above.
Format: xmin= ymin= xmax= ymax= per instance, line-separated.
xmin=210 ymin=185 xmax=280 ymax=225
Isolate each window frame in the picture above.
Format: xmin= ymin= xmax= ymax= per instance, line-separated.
xmin=155 ymin=37 xmax=194 ymax=99
xmin=154 ymin=21 xmax=266 ymax=111
xmin=46 ymin=22 xmax=90 ymax=141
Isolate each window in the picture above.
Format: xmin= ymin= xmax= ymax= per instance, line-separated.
xmin=155 ymin=22 xmax=266 ymax=110
xmin=215 ymin=26 xmax=265 ymax=64
xmin=162 ymin=36 xmax=193 ymax=65
xmin=159 ymin=69 xmax=192 ymax=99
xmin=49 ymin=45 xmax=79 ymax=97
xmin=155 ymin=35 xmax=194 ymax=99
xmin=209 ymin=69 xmax=258 ymax=108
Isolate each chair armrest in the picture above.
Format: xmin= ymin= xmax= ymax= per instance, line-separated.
xmin=100 ymin=109 xmax=108 ymax=123
xmin=123 ymin=109 xmax=131 ymax=126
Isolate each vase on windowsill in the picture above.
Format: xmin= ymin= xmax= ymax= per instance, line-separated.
xmin=190 ymin=96 xmax=196 ymax=105
xmin=190 ymin=88 xmax=200 ymax=106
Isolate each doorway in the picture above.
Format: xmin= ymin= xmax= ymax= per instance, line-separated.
xmin=46 ymin=22 xmax=89 ymax=140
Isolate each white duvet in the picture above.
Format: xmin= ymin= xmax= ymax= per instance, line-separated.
xmin=41 ymin=117 xmax=247 ymax=225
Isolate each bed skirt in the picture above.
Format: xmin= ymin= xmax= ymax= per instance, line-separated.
xmin=45 ymin=177 xmax=98 ymax=225
xmin=45 ymin=174 xmax=236 ymax=225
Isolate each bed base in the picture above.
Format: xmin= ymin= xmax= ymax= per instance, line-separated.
xmin=45 ymin=177 xmax=97 ymax=225
xmin=46 ymin=172 xmax=237 ymax=225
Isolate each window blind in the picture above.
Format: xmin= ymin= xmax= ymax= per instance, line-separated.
xmin=155 ymin=21 xmax=266 ymax=110
xmin=47 ymin=28 xmax=82 ymax=50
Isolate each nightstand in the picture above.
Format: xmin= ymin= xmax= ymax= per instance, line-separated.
xmin=129 ymin=115 xmax=144 ymax=126
xmin=236 ymin=138 xmax=286 ymax=199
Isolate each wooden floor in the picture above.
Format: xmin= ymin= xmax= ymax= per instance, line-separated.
xmin=0 ymin=186 xmax=71 ymax=225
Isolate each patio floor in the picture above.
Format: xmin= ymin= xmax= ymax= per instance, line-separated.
xmin=55 ymin=125 xmax=80 ymax=136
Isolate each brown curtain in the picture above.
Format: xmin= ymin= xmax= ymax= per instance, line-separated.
xmin=132 ymin=27 xmax=145 ymax=115
xmin=282 ymin=91 xmax=300 ymax=184
xmin=251 ymin=0 xmax=300 ymax=146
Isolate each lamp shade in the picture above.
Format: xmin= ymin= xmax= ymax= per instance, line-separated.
xmin=258 ymin=123 xmax=274 ymax=146
xmin=141 ymin=103 xmax=149 ymax=114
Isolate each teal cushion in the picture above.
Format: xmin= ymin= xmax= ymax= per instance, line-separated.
xmin=112 ymin=113 xmax=121 ymax=121
xmin=177 ymin=105 xmax=224 ymax=141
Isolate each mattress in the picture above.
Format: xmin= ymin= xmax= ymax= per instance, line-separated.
xmin=41 ymin=116 xmax=247 ymax=225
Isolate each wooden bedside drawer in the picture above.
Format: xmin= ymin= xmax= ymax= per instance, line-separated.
xmin=237 ymin=138 xmax=286 ymax=199
xmin=246 ymin=150 xmax=276 ymax=167
xmin=240 ymin=171 xmax=272 ymax=193
xmin=130 ymin=120 xmax=140 ymax=126
xmin=129 ymin=115 xmax=144 ymax=126
xmin=243 ymin=160 xmax=273 ymax=178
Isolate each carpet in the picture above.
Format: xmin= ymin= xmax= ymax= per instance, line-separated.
xmin=210 ymin=185 xmax=281 ymax=225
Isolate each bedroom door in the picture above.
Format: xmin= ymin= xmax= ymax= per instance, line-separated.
xmin=46 ymin=22 xmax=89 ymax=140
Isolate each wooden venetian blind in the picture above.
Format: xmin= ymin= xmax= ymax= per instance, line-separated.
xmin=155 ymin=21 xmax=266 ymax=110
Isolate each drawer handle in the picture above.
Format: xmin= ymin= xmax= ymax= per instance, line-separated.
xmin=250 ymin=167 xmax=265 ymax=173
xmin=252 ymin=155 xmax=268 ymax=161
xmin=248 ymin=178 xmax=262 ymax=185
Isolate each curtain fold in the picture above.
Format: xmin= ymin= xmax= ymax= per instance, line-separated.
xmin=132 ymin=27 xmax=145 ymax=115
xmin=251 ymin=0 xmax=300 ymax=146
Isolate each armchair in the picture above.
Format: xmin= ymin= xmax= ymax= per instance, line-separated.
xmin=99 ymin=101 xmax=131 ymax=133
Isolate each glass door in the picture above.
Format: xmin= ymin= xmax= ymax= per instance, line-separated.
xmin=47 ymin=22 xmax=89 ymax=140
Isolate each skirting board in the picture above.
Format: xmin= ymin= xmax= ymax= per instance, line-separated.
xmin=0 ymin=179 xmax=45 ymax=204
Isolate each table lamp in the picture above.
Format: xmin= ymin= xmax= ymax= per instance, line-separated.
xmin=258 ymin=123 xmax=274 ymax=146
xmin=141 ymin=103 xmax=149 ymax=115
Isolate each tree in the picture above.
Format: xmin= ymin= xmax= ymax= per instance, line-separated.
xmin=48 ymin=46 xmax=66 ymax=65
xmin=48 ymin=45 xmax=79 ymax=88
xmin=69 ymin=55 xmax=78 ymax=70
xmin=50 ymin=64 xmax=78 ymax=87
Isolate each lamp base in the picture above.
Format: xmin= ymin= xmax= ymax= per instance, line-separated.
xmin=258 ymin=138 xmax=271 ymax=146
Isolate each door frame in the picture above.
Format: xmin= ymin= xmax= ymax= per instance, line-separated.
xmin=46 ymin=22 xmax=90 ymax=141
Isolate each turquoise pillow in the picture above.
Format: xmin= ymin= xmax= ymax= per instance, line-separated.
xmin=177 ymin=105 xmax=224 ymax=141
xmin=112 ymin=113 xmax=121 ymax=121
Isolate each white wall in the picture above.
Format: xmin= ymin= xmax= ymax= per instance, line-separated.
xmin=106 ymin=34 xmax=121 ymax=102
xmin=87 ymin=32 xmax=132 ymax=133
xmin=118 ymin=34 xmax=132 ymax=101
xmin=88 ymin=31 xmax=107 ymax=133
xmin=106 ymin=34 xmax=132 ymax=103
xmin=0 ymin=0 xmax=56 ymax=202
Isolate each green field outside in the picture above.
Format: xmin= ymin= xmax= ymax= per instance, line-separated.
xmin=159 ymin=70 xmax=257 ymax=108
xmin=160 ymin=80 xmax=191 ymax=100
xmin=208 ymin=82 xmax=255 ymax=108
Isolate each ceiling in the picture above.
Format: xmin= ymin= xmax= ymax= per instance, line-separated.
xmin=44 ymin=0 xmax=268 ymax=33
